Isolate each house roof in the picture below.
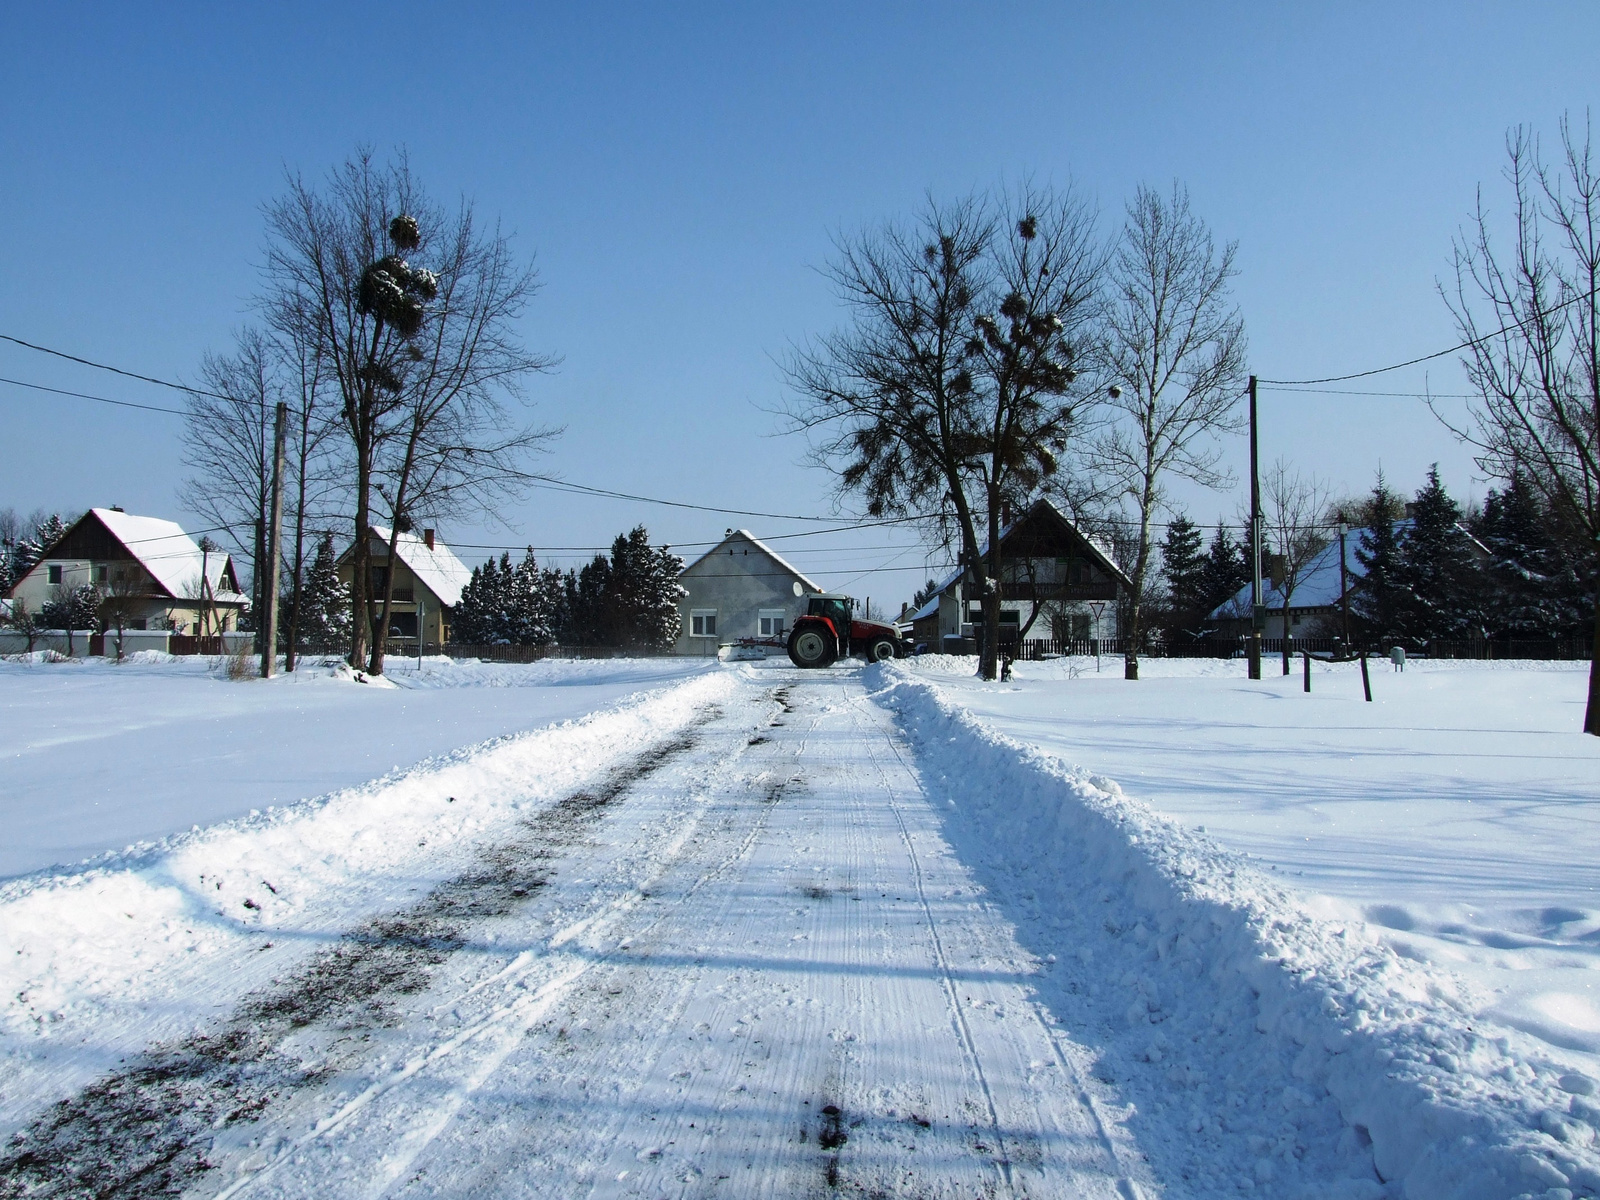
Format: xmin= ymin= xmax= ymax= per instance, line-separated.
xmin=908 ymin=594 xmax=941 ymax=622
xmin=679 ymin=529 xmax=825 ymax=592
xmin=364 ymin=527 xmax=473 ymax=608
xmin=1207 ymin=520 xmax=1491 ymax=619
xmin=926 ymin=498 xmax=1134 ymax=597
xmin=38 ymin=508 xmax=242 ymax=601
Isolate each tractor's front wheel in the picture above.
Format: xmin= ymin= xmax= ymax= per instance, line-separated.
xmin=787 ymin=626 xmax=836 ymax=668
xmin=867 ymin=637 xmax=898 ymax=662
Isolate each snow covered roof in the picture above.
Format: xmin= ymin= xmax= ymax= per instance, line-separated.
xmin=908 ymin=594 xmax=941 ymax=622
xmin=88 ymin=508 xmax=237 ymax=600
xmin=680 ymin=529 xmax=825 ymax=592
xmin=368 ymin=527 xmax=473 ymax=608
xmin=1207 ymin=521 xmax=1490 ymax=619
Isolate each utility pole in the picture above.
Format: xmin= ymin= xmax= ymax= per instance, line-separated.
xmin=260 ymin=401 xmax=287 ymax=678
xmin=1337 ymin=517 xmax=1352 ymax=652
xmin=1248 ymin=374 xmax=1263 ymax=680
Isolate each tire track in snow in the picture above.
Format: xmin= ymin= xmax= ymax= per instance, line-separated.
xmin=0 ymin=709 xmax=721 ymax=1200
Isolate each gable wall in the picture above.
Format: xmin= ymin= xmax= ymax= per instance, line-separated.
xmin=674 ymin=533 xmax=814 ymax=655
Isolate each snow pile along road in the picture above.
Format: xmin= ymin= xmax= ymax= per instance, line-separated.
xmin=0 ymin=666 xmax=735 ymax=1143
xmin=870 ymin=663 xmax=1600 ymax=1200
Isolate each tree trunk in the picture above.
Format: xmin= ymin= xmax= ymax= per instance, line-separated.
xmin=979 ymin=487 xmax=1003 ymax=681
xmin=369 ymin=524 xmax=404 ymax=676
xmin=1281 ymin=596 xmax=1292 ymax=675
xmin=1586 ymin=580 xmax=1600 ymax=735
xmin=1125 ymin=504 xmax=1154 ymax=681
xmin=349 ymin=463 xmax=371 ymax=669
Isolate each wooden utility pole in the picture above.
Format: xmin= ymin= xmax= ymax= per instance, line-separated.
xmin=260 ymin=401 xmax=287 ymax=678
xmin=1337 ymin=517 xmax=1352 ymax=651
xmin=1248 ymin=375 xmax=1263 ymax=680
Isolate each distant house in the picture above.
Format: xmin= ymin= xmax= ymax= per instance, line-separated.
xmin=335 ymin=526 xmax=471 ymax=646
xmin=908 ymin=498 xmax=1131 ymax=651
xmin=1206 ymin=520 xmax=1491 ymax=639
xmin=6 ymin=507 xmax=246 ymax=632
xmin=675 ymin=529 xmax=824 ymax=655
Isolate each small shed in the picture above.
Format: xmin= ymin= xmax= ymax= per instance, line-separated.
xmin=674 ymin=529 xmax=824 ymax=655
xmin=336 ymin=527 xmax=471 ymax=647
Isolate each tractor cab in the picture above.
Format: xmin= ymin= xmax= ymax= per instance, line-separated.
xmin=805 ymin=594 xmax=854 ymax=636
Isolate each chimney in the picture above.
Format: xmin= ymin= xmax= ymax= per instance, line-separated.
xmin=423 ymin=529 xmax=435 ymax=551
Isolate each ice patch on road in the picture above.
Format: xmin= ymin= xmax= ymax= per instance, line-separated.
xmin=869 ymin=662 xmax=1600 ymax=1200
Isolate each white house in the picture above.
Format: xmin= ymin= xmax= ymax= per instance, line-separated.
xmin=336 ymin=526 xmax=471 ymax=646
xmin=7 ymin=507 xmax=246 ymax=633
xmin=674 ymin=530 xmax=824 ymax=655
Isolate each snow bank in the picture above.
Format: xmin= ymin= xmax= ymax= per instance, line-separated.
xmin=870 ymin=663 xmax=1600 ymax=1200
xmin=0 ymin=666 xmax=735 ymax=1139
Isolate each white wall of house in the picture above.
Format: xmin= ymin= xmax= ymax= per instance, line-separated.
xmin=674 ymin=531 xmax=819 ymax=656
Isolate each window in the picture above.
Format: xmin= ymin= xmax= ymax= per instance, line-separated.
xmin=47 ymin=565 xmax=62 ymax=585
xmin=758 ymin=609 xmax=786 ymax=638
xmin=690 ymin=609 xmax=717 ymax=637
xmin=96 ymin=565 xmax=108 ymax=584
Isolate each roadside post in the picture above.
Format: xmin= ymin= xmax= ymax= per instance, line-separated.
xmin=1088 ymin=601 xmax=1106 ymax=673
xmin=1360 ymin=652 xmax=1373 ymax=702
xmin=1303 ymin=651 xmax=1311 ymax=693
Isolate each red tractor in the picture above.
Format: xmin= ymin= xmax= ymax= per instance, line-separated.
xmin=785 ymin=593 xmax=910 ymax=668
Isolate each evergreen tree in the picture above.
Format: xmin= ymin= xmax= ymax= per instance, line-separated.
xmin=294 ymin=533 xmax=351 ymax=653
xmin=1159 ymin=515 xmax=1207 ymax=638
xmin=1391 ymin=467 xmax=1484 ymax=645
xmin=1475 ymin=474 xmax=1590 ymax=639
xmin=541 ymin=565 xmax=574 ymax=645
xmin=13 ymin=513 xmax=68 ymax=581
xmin=40 ymin=583 xmax=101 ymax=631
xmin=1198 ymin=522 xmax=1250 ymax=619
xmin=1352 ymin=475 xmax=1406 ymax=645
xmin=505 ymin=549 xmax=553 ymax=646
xmin=453 ymin=554 xmax=508 ymax=644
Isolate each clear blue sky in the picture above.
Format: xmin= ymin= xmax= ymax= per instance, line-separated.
xmin=2 ymin=4 xmax=1594 ymax=603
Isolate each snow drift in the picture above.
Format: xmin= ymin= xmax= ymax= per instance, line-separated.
xmin=870 ymin=663 xmax=1600 ymax=1200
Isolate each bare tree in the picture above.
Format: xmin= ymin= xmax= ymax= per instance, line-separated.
xmin=1441 ymin=117 xmax=1600 ymax=734
xmin=787 ymin=187 xmax=1102 ymax=680
xmin=264 ymin=150 xmax=557 ymax=675
xmin=102 ymin=564 xmax=149 ymax=661
xmin=179 ymin=327 xmax=279 ymax=612
xmin=1093 ymin=183 xmax=1247 ymax=679
xmin=1256 ymin=459 xmax=1333 ymax=674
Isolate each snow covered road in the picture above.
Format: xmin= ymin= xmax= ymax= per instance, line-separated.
xmin=5 ymin=660 xmax=1595 ymax=1199
xmin=3 ymin=666 xmax=1150 ymax=1199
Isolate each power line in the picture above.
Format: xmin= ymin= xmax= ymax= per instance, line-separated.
xmin=1256 ymin=385 xmax=1478 ymax=399
xmin=0 ymin=332 xmax=234 ymax=403
xmin=0 ymin=375 xmax=191 ymax=417
xmin=1257 ymin=284 xmax=1599 ymax=385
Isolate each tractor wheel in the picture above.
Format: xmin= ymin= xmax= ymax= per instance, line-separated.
xmin=787 ymin=626 xmax=835 ymax=668
xmin=867 ymin=637 xmax=898 ymax=662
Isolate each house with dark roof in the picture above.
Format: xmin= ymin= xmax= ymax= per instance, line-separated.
xmin=674 ymin=529 xmax=824 ymax=655
xmin=336 ymin=526 xmax=472 ymax=647
xmin=6 ymin=507 xmax=246 ymax=633
xmin=908 ymin=498 xmax=1132 ymax=650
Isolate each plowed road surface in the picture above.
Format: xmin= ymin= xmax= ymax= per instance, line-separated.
xmin=5 ymin=671 xmax=1152 ymax=1199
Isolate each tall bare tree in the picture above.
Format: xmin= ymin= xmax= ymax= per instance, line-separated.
xmin=1441 ymin=117 xmax=1600 ymax=734
xmin=178 ymin=327 xmax=279 ymax=614
xmin=263 ymin=150 xmax=557 ymax=674
xmin=1093 ymin=183 xmax=1247 ymax=680
xmin=787 ymin=187 xmax=1102 ymax=680
xmin=1257 ymin=459 xmax=1332 ymax=673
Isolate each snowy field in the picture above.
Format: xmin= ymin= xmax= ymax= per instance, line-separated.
xmin=2 ymin=653 xmax=1598 ymax=1198
xmin=899 ymin=654 xmax=1600 ymax=1064
xmin=0 ymin=652 xmax=716 ymax=878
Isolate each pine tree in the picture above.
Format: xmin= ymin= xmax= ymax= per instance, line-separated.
xmin=1475 ymin=474 xmax=1590 ymax=639
xmin=1391 ymin=467 xmax=1484 ymax=645
xmin=506 ymin=549 xmax=553 ymax=646
xmin=453 ymin=555 xmax=506 ymax=644
xmin=1198 ymin=522 xmax=1250 ymax=620
xmin=13 ymin=513 xmax=68 ymax=581
xmin=1160 ymin=515 xmax=1207 ymax=638
xmin=1352 ymin=475 xmax=1406 ymax=646
xmin=541 ymin=565 xmax=574 ymax=645
xmin=295 ymin=533 xmax=351 ymax=653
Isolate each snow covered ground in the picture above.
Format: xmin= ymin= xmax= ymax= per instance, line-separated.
xmin=899 ymin=654 xmax=1600 ymax=1064
xmin=2 ymin=654 xmax=1597 ymax=1198
xmin=0 ymin=652 xmax=716 ymax=878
